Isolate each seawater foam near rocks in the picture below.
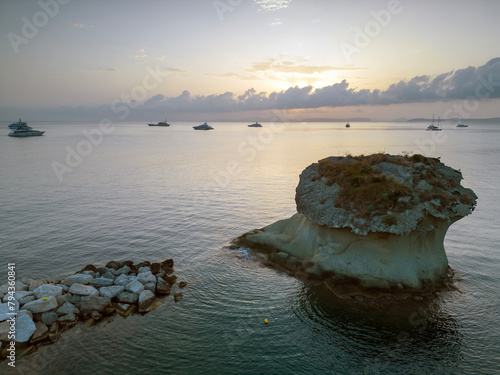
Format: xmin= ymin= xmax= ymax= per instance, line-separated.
xmin=0 ymin=259 xmax=187 ymax=361
xmin=232 ymin=153 xmax=477 ymax=298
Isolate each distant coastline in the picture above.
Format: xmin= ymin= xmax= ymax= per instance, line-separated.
xmin=1 ymin=117 xmax=500 ymax=124
xmin=299 ymin=117 xmax=500 ymax=123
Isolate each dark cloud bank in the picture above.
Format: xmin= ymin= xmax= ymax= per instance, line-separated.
xmin=138 ymin=58 xmax=500 ymax=113
xmin=4 ymin=58 xmax=499 ymax=121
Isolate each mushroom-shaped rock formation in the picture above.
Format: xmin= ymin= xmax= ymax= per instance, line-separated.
xmin=233 ymin=154 xmax=477 ymax=291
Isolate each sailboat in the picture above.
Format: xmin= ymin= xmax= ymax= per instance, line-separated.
xmin=426 ymin=115 xmax=442 ymax=131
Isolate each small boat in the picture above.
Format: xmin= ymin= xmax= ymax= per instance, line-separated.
xmin=426 ymin=115 xmax=442 ymax=131
xmin=148 ymin=119 xmax=170 ymax=127
xmin=345 ymin=122 xmax=350 ymax=128
xmin=248 ymin=122 xmax=262 ymax=128
xmin=9 ymin=128 xmax=45 ymax=137
xmin=193 ymin=122 xmax=214 ymax=130
xmin=456 ymin=123 xmax=469 ymax=128
xmin=8 ymin=118 xmax=27 ymax=129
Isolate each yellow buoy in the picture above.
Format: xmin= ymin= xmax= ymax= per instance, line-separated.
xmin=264 ymin=318 xmax=269 ymax=324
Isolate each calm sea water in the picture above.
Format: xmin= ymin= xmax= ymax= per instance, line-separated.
xmin=0 ymin=121 xmax=499 ymax=375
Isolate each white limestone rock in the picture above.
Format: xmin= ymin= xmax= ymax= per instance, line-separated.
xmin=57 ymin=313 xmax=77 ymax=324
xmin=82 ymin=270 xmax=96 ymax=277
xmin=89 ymin=277 xmax=114 ymax=287
xmin=114 ymin=274 xmax=130 ymax=286
xmin=0 ymin=282 xmax=27 ymax=294
xmin=41 ymin=311 xmax=59 ymax=325
xmin=14 ymin=314 xmax=37 ymax=342
xmin=56 ymin=293 xmax=72 ymax=306
xmin=33 ymin=284 xmax=63 ymax=299
xmin=19 ymin=295 xmax=36 ymax=306
xmin=56 ymin=302 xmax=79 ymax=316
xmin=17 ymin=310 xmax=33 ymax=320
xmin=63 ymin=274 xmax=93 ymax=286
xmin=117 ymin=291 xmax=138 ymax=304
xmin=144 ymin=282 xmax=156 ymax=293
xmin=2 ymin=290 xmax=33 ymax=303
xmin=234 ymin=154 xmax=478 ymax=291
xmin=68 ymin=283 xmax=99 ymax=297
xmin=79 ymin=296 xmax=111 ymax=313
xmin=295 ymin=154 xmax=477 ymax=235
xmin=114 ymin=265 xmax=131 ymax=276
xmin=99 ymin=285 xmax=125 ymax=299
xmin=101 ymin=271 xmax=115 ymax=280
xmin=125 ymin=280 xmax=144 ymax=294
xmin=138 ymin=290 xmax=156 ymax=313
xmin=22 ymin=296 xmax=58 ymax=314
xmin=238 ymin=213 xmax=451 ymax=289
xmin=137 ymin=272 xmax=156 ymax=285
xmin=137 ymin=266 xmax=151 ymax=274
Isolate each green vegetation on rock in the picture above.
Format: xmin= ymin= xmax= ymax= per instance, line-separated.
xmin=316 ymin=155 xmax=414 ymax=218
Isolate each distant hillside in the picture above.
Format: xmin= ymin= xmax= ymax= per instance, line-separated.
xmin=407 ymin=117 xmax=500 ymax=123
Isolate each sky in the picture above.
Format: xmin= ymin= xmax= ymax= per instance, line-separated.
xmin=1 ymin=0 xmax=500 ymax=122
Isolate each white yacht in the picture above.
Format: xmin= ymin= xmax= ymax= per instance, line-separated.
xmin=8 ymin=118 xmax=27 ymax=129
xmin=148 ymin=119 xmax=170 ymax=127
xmin=193 ymin=122 xmax=214 ymax=130
xmin=9 ymin=128 xmax=45 ymax=137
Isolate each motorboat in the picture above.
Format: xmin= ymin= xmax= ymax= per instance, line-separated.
xmin=193 ymin=122 xmax=214 ymax=130
xmin=148 ymin=119 xmax=170 ymax=126
xmin=345 ymin=122 xmax=350 ymax=128
xmin=248 ymin=122 xmax=262 ymax=127
xmin=456 ymin=123 xmax=469 ymax=127
xmin=8 ymin=118 xmax=27 ymax=129
xmin=9 ymin=128 xmax=45 ymax=137
xmin=426 ymin=115 xmax=442 ymax=131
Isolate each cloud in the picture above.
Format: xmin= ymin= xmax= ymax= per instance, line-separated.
xmin=270 ymin=18 xmax=282 ymax=26
xmin=254 ymin=0 xmax=292 ymax=11
xmin=208 ymin=72 xmax=260 ymax=80
xmin=42 ymin=58 xmax=498 ymax=120
xmin=72 ymin=22 xmax=94 ymax=28
xmin=134 ymin=58 xmax=500 ymax=113
xmin=248 ymin=59 xmax=367 ymax=75
xmin=133 ymin=49 xmax=147 ymax=59
xmin=379 ymin=58 xmax=500 ymax=104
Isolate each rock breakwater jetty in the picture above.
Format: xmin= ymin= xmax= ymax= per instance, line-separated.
xmin=0 ymin=258 xmax=186 ymax=361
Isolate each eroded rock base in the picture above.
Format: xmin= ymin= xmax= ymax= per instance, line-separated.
xmin=232 ymin=213 xmax=456 ymax=295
